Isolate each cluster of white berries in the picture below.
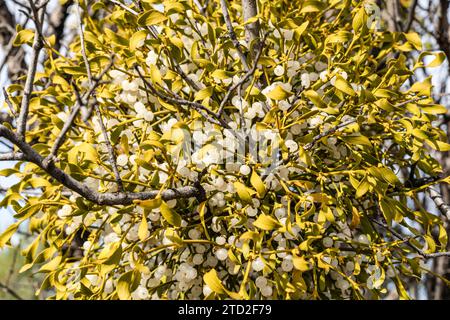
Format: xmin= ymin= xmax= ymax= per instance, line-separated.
xmin=49 ymin=7 xmax=406 ymax=301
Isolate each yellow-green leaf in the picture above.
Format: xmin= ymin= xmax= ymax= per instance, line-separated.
xmin=129 ymin=30 xmax=147 ymax=50
xmin=253 ymin=214 xmax=281 ymax=231
xmin=134 ymin=197 xmax=162 ymax=209
xmin=198 ymin=201 xmax=210 ymax=239
xmin=404 ymin=32 xmax=422 ymax=50
xmin=342 ymin=135 xmax=372 ymax=147
xmin=292 ymin=255 xmax=311 ymax=272
xmin=138 ymin=214 xmax=149 ymax=241
xmin=334 ymin=75 xmax=356 ymax=96
xmin=0 ymin=222 xmax=19 ymax=247
xmin=149 ymin=64 xmax=162 ymax=84
xmin=303 ymin=90 xmax=326 ymax=108
xmin=194 ymin=86 xmax=213 ymax=101
xmin=117 ymin=271 xmax=133 ymax=300
xmin=353 ymin=7 xmax=367 ymax=31
xmin=426 ymin=140 xmax=450 ymax=152
xmin=137 ymin=10 xmax=168 ymax=26
xmin=233 ymin=181 xmax=253 ymax=204
xmin=265 ymin=85 xmax=292 ymax=100
xmin=39 ymin=255 xmax=62 ymax=273
xmin=13 ymin=29 xmax=34 ymax=46
xmin=160 ymin=201 xmax=181 ymax=227
xmin=203 ymin=269 xmax=226 ymax=294
xmin=250 ymin=170 xmax=266 ymax=198
xmin=355 ymin=178 xmax=370 ymax=198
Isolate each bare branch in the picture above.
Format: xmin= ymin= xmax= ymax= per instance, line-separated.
xmin=0 ymin=124 xmax=201 ymax=205
xmin=16 ymin=1 xmax=46 ymax=139
xmin=134 ymin=65 xmax=230 ymax=128
xmin=217 ymin=34 xmax=266 ymax=116
xmin=47 ymin=60 xmax=114 ymax=160
xmin=76 ymin=5 xmax=123 ymax=191
xmin=371 ymin=218 xmax=450 ymax=259
xmin=93 ymin=102 xmax=124 ymax=192
xmin=220 ymin=0 xmax=249 ymax=71
xmin=404 ymin=0 xmax=418 ymax=32
xmin=3 ymin=88 xmax=17 ymax=117
xmin=0 ymin=152 xmax=25 ymax=161
xmin=304 ymin=120 xmax=357 ymax=151
xmin=109 ymin=0 xmax=138 ymax=15
xmin=193 ymin=0 xmax=207 ymax=16
xmin=428 ymin=186 xmax=450 ymax=220
xmin=76 ymin=2 xmax=93 ymax=85
xmin=0 ymin=281 xmax=23 ymax=300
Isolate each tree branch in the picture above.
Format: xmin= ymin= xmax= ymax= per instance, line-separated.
xmin=0 ymin=281 xmax=23 ymax=300
xmin=304 ymin=119 xmax=357 ymax=151
xmin=16 ymin=1 xmax=45 ymax=139
xmin=428 ymin=186 xmax=450 ymax=220
xmin=242 ymin=0 xmax=260 ymax=46
xmin=220 ymin=0 xmax=250 ymax=71
xmin=0 ymin=124 xmax=200 ymax=205
xmin=217 ymin=32 xmax=266 ymax=116
xmin=134 ymin=65 xmax=230 ymax=128
xmin=76 ymin=5 xmax=123 ymax=191
xmin=371 ymin=218 xmax=450 ymax=259
xmin=46 ymin=60 xmax=114 ymax=161
xmin=0 ymin=152 xmax=25 ymax=161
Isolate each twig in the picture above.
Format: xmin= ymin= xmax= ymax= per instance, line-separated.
xmin=217 ymin=33 xmax=266 ymax=116
xmin=16 ymin=1 xmax=45 ymax=139
xmin=93 ymin=101 xmax=124 ymax=191
xmin=3 ymin=88 xmax=17 ymax=117
xmin=0 ymin=281 xmax=23 ymax=300
xmin=76 ymin=2 xmax=93 ymax=85
xmin=193 ymin=0 xmax=207 ymax=16
xmin=76 ymin=5 xmax=123 ymax=191
xmin=371 ymin=218 xmax=450 ymax=259
xmin=405 ymin=0 xmax=419 ymax=32
xmin=46 ymin=60 xmax=114 ymax=160
xmin=134 ymin=65 xmax=229 ymax=128
xmin=219 ymin=0 xmax=249 ymax=71
xmin=304 ymin=119 xmax=357 ymax=151
xmin=109 ymin=0 xmax=138 ymax=15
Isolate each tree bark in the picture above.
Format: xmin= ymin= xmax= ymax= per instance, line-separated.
xmin=242 ymin=0 xmax=260 ymax=46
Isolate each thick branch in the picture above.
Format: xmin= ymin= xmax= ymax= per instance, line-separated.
xmin=242 ymin=0 xmax=260 ymax=46
xmin=0 ymin=124 xmax=200 ymax=205
xmin=428 ymin=186 xmax=450 ymax=220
